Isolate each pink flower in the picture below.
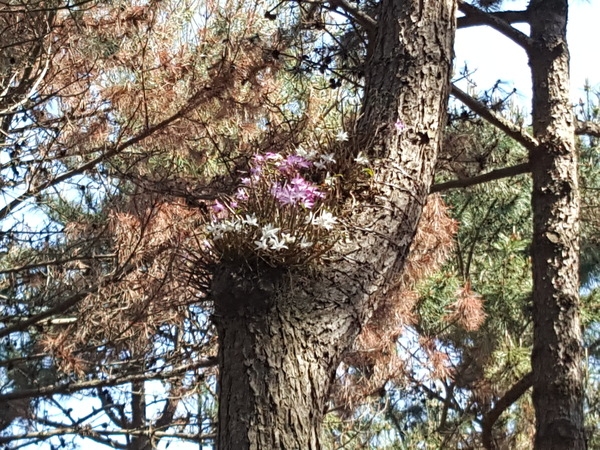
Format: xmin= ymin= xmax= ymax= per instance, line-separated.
xmin=236 ymin=188 xmax=249 ymax=201
xmin=271 ymin=177 xmax=324 ymax=209
xmin=289 ymin=176 xmax=309 ymax=189
xmin=271 ymin=182 xmax=295 ymax=205
xmin=395 ymin=119 xmax=407 ymax=133
xmin=212 ymin=200 xmax=226 ymax=213
xmin=278 ymin=155 xmax=311 ymax=174
xmin=211 ymin=200 xmax=229 ymax=219
xmin=300 ymin=197 xmax=316 ymax=209
xmin=241 ymin=176 xmax=259 ymax=186
xmin=250 ymin=153 xmax=268 ymax=176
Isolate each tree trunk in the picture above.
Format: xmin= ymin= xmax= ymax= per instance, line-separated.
xmin=130 ymin=380 xmax=153 ymax=450
xmin=213 ymin=0 xmax=456 ymax=448
xmin=213 ymin=267 xmax=357 ymax=449
xmin=528 ymin=1 xmax=585 ymax=448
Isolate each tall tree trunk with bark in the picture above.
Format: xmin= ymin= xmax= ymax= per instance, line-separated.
xmin=212 ymin=0 xmax=456 ymax=448
xmin=528 ymin=0 xmax=586 ymax=448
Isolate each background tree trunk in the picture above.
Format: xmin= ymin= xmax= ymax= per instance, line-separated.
xmin=213 ymin=0 xmax=456 ymax=448
xmin=528 ymin=0 xmax=586 ymax=448
xmin=130 ymin=380 xmax=152 ymax=450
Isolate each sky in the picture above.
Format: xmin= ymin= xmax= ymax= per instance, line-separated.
xmin=454 ymin=0 xmax=600 ymax=109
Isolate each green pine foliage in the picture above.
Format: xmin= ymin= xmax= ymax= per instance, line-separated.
xmin=356 ymin=101 xmax=600 ymax=447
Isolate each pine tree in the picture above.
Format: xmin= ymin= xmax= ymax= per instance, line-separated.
xmin=0 ymin=0 xmax=599 ymax=448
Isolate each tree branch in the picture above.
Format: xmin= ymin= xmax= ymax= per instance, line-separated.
xmin=448 ymin=88 xmax=597 ymax=197
xmin=0 ymin=358 xmax=217 ymax=402
xmin=0 ymin=254 xmax=115 ymax=276
xmin=451 ymin=84 xmax=538 ymax=152
xmin=0 ymin=427 xmax=215 ymax=445
xmin=431 ymin=162 xmax=530 ymax=193
xmin=0 ymin=288 xmax=94 ymax=339
xmin=0 ymin=255 xmax=142 ymax=338
xmin=328 ymin=0 xmax=376 ymax=33
xmin=481 ymin=371 xmax=534 ymax=450
xmin=458 ymin=10 xmax=529 ymax=29
xmin=97 ymin=387 xmax=127 ymax=430
xmin=156 ymin=398 xmax=181 ymax=431
xmin=576 ymin=120 xmax=600 ymax=138
xmin=457 ymin=1 xmax=533 ymax=51
xmin=155 ymin=383 xmax=183 ymax=430
xmin=0 ymin=83 xmax=224 ymax=222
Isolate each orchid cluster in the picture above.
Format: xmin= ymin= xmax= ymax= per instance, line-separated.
xmin=205 ymin=148 xmax=342 ymax=265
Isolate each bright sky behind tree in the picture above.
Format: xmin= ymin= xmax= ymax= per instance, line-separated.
xmin=455 ymin=0 xmax=600 ymax=108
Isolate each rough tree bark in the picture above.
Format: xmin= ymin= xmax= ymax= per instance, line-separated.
xmin=528 ymin=0 xmax=586 ymax=448
xmin=212 ymin=0 xmax=456 ymax=448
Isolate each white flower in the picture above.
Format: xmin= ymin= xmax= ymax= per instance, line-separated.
xmin=270 ymin=238 xmax=289 ymax=251
xmin=354 ymin=152 xmax=370 ymax=165
xmin=264 ymin=152 xmax=283 ymax=161
xmin=281 ymin=232 xmax=296 ymax=244
xmin=243 ymin=214 xmax=259 ymax=227
xmin=311 ymin=210 xmax=337 ymax=230
xmin=206 ymin=222 xmax=228 ymax=239
xmin=336 ymin=130 xmax=349 ymax=142
xmin=254 ymin=238 xmax=269 ymax=250
xmin=241 ymin=175 xmax=260 ymax=186
xmin=296 ymin=145 xmax=318 ymax=160
xmin=299 ymin=237 xmax=313 ymax=248
xmin=324 ymin=175 xmax=336 ymax=186
xmin=313 ymin=161 xmax=327 ymax=171
xmin=222 ymin=219 xmax=241 ymax=232
xmin=206 ymin=223 xmax=220 ymax=234
xmin=261 ymin=223 xmax=280 ymax=239
xmin=320 ymin=153 xmax=336 ymax=165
